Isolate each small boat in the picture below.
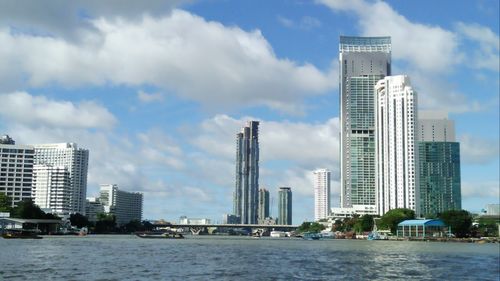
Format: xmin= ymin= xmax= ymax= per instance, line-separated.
xmin=270 ymin=231 xmax=286 ymax=238
xmin=135 ymin=232 xmax=184 ymax=239
xmin=302 ymin=232 xmax=321 ymax=240
xmin=1 ymin=229 xmax=42 ymax=239
xmin=367 ymin=231 xmax=388 ymax=240
xmin=320 ymin=230 xmax=336 ymax=239
xmin=79 ymin=227 xmax=88 ymax=236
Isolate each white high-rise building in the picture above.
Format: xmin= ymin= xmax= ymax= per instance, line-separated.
xmin=32 ymin=165 xmax=71 ymax=215
xmin=313 ymin=169 xmax=331 ymax=221
xmin=33 ymin=143 xmax=89 ymax=215
xmin=375 ymin=75 xmax=419 ymax=216
xmin=0 ymin=135 xmax=34 ymax=207
xmin=99 ymin=184 xmax=143 ymax=225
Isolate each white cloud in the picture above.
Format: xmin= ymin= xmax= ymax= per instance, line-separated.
xmin=137 ymin=90 xmax=164 ymax=103
xmin=277 ymin=15 xmax=322 ymax=30
xmin=459 ymin=135 xmax=500 ymax=164
xmin=191 ymin=114 xmax=340 ymax=168
xmin=0 ymin=0 xmax=189 ymax=40
xmin=456 ymin=22 xmax=500 ymax=72
xmin=0 ymin=10 xmax=337 ymax=114
xmin=277 ymin=15 xmax=294 ymax=28
xmin=300 ymin=16 xmax=322 ymax=30
xmin=0 ymin=91 xmax=116 ymax=129
xmin=319 ymin=0 xmax=461 ymax=73
xmin=318 ymin=0 xmax=495 ymax=114
xmin=462 ymin=181 xmax=499 ymax=199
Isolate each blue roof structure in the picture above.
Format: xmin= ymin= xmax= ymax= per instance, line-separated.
xmin=398 ymin=219 xmax=446 ymax=227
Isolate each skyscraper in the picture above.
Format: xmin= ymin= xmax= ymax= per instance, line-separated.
xmin=258 ymin=188 xmax=270 ymax=223
xmin=0 ymin=135 xmax=34 ymax=207
xmin=278 ymin=187 xmax=292 ymax=225
xmin=313 ymin=169 xmax=331 ymax=221
xmin=339 ymin=36 xmax=391 ymax=209
xmin=375 ymin=75 xmax=418 ymax=215
xmin=33 ymin=143 xmax=89 ymax=215
xmin=417 ymin=115 xmax=461 ymax=216
xmin=234 ymin=121 xmax=260 ymax=224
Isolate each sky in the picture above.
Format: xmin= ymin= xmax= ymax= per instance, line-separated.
xmin=0 ymin=0 xmax=498 ymax=224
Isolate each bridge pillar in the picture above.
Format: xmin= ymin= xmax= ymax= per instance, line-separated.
xmin=190 ymin=227 xmax=207 ymax=235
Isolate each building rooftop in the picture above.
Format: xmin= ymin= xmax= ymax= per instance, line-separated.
xmin=340 ymin=36 xmax=391 ymax=52
xmin=398 ymin=219 xmax=446 ymax=227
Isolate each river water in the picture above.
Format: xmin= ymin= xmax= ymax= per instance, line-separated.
xmin=1 ymin=235 xmax=498 ymax=280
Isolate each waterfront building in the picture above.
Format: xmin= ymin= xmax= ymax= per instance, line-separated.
xmin=278 ymin=187 xmax=292 ymax=225
xmin=85 ymin=197 xmax=105 ymax=222
xmin=32 ymin=165 xmax=71 ymax=216
xmin=99 ymin=184 xmax=143 ymax=225
xmin=417 ymin=115 xmax=461 ymax=217
xmin=375 ymin=75 xmax=418 ymax=216
xmin=396 ymin=219 xmax=450 ymax=238
xmin=313 ymin=169 xmax=331 ymax=221
xmin=329 ymin=205 xmax=378 ymax=219
xmin=233 ymin=121 xmax=260 ymax=224
xmin=179 ymin=216 xmax=211 ymax=225
xmin=339 ymin=36 xmax=391 ymax=211
xmin=33 ymin=143 xmax=89 ymax=215
xmin=0 ymin=135 xmax=34 ymax=207
xmin=485 ymin=204 xmax=500 ymax=216
xmin=258 ymin=188 xmax=270 ymax=223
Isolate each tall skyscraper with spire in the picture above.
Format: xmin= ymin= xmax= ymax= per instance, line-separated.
xmin=339 ymin=36 xmax=391 ymax=210
xmin=233 ymin=121 xmax=260 ymax=224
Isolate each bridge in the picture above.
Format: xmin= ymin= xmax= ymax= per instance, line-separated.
xmin=151 ymin=223 xmax=299 ymax=235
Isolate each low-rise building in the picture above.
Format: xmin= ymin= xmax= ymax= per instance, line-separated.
xmin=85 ymin=197 xmax=105 ymax=222
xmin=396 ymin=219 xmax=450 ymax=238
xmin=485 ymin=204 xmax=500 ymax=216
xmin=329 ymin=205 xmax=378 ymax=219
xmin=179 ymin=216 xmax=211 ymax=225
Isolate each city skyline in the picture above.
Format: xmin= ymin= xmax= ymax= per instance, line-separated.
xmin=0 ymin=1 xmax=497 ymax=223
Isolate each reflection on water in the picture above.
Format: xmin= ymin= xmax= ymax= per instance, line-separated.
xmin=1 ymin=235 xmax=499 ymax=280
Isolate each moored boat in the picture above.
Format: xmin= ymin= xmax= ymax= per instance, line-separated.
xmin=320 ymin=230 xmax=335 ymax=239
xmin=1 ymin=229 xmax=42 ymax=239
xmin=270 ymin=230 xmax=286 ymax=238
xmin=302 ymin=232 xmax=321 ymax=240
xmin=135 ymin=232 xmax=184 ymax=239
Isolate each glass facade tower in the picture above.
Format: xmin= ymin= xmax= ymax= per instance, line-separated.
xmin=234 ymin=121 xmax=260 ymax=224
xmin=258 ymin=188 xmax=270 ymax=223
xmin=278 ymin=187 xmax=292 ymax=225
xmin=339 ymin=36 xmax=391 ymax=208
xmin=417 ymin=117 xmax=461 ymax=216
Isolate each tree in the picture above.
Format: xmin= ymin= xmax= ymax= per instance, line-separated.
xmin=298 ymin=222 xmax=326 ymax=233
xmin=354 ymin=215 xmax=374 ymax=233
xmin=94 ymin=213 xmax=117 ymax=233
xmin=70 ymin=213 xmax=91 ymax=228
xmin=439 ymin=210 xmax=472 ymax=238
xmin=379 ymin=208 xmax=415 ymax=234
xmin=123 ymin=219 xmax=143 ymax=233
xmin=11 ymin=199 xmax=47 ymax=219
xmin=0 ymin=193 xmax=12 ymax=212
